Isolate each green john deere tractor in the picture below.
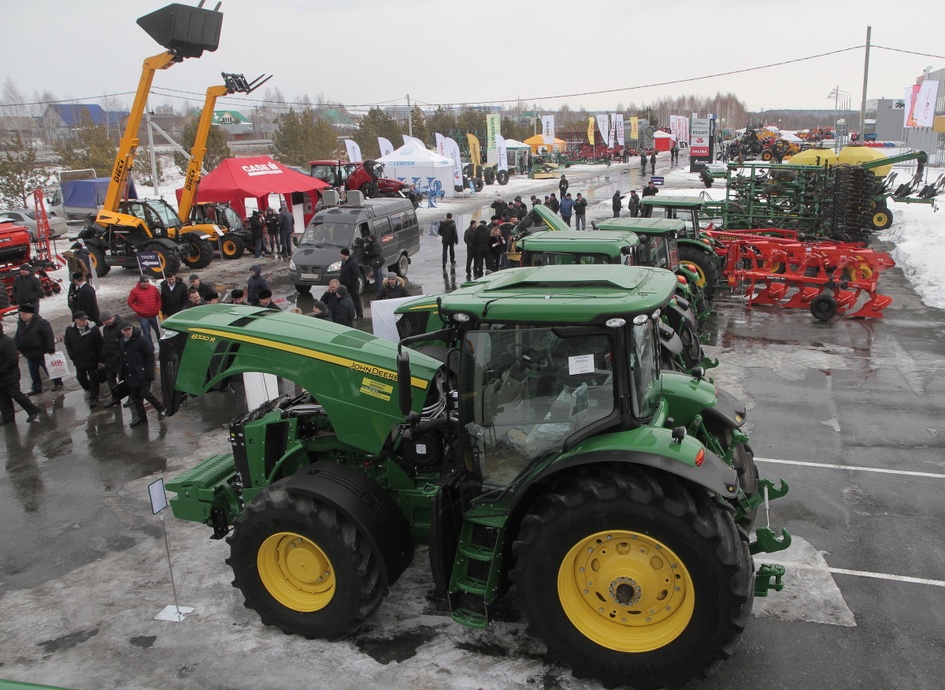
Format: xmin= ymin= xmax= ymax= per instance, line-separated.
xmin=159 ymin=264 xmax=789 ymax=689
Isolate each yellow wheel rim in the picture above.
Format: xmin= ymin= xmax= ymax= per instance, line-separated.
xmin=688 ymin=263 xmax=707 ymax=288
xmin=872 ymin=212 xmax=889 ymax=228
xmin=222 ymin=239 xmax=238 ymax=256
xmin=558 ymin=530 xmax=693 ymax=653
xmin=258 ymin=532 xmax=335 ymax=612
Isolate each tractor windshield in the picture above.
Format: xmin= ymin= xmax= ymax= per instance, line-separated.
xmin=640 ymin=235 xmax=679 ymax=271
xmin=628 ymin=318 xmax=661 ymax=420
xmin=460 ymin=326 xmax=616 ymax=487
xmin=299 ymin=220 xmax=355 ymax=248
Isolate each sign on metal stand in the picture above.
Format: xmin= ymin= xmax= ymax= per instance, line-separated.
xmin=135 ymin=251 xmax=166 ymax=281
xmin=149 ymin=478 xmax=194 ymax=622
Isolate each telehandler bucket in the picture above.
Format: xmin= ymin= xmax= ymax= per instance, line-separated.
xmin=137 ymin=2 xmax=223 ymax=58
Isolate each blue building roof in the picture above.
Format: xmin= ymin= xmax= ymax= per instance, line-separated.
xmin=49 ymin=104 xmax=127 ymax=128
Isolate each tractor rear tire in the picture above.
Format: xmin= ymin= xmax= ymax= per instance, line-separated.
xmin=139 ymin=242 xmax=181 ymax=280
xmin=219 ymin=234 xmax=246 ymax=260
xmin=227 ymin=483 xmax=386 ymax=639
xmin=678 ymin=246 xmax=718 ymax=300
xmin=678 ymin=321 xmax=703 ymax=369
xmin=511 ymin=467 xmax=752 ymax=690
xmin=473 ymin=178 xmax=484 ymax=193
xmin=497 ymin=169 xmax=510 ymax=185
xmin=180 ymin=234 xmax=214 ymax=269
xmin=810 ymin=294 xmax=838 ymax=321
xmin=483 ymin=168 xmax=496 ymax=185
xmin=87 ymin=245 xmax=110 ymax=277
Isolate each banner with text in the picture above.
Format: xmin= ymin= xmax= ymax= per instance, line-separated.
xmin=629 ymin=117 xmax=639 ymax=142
xmin=378 ymin=137 xmax=394 ymax=157
xmin=445 ymin=137 xmax=463 ymax=186
xmin=467 ymin=133 xmax=481 ymax=166
xmin=615 ymin=115 xmax=625 ymax=146
xmin=486 ymin=114 xmax=501 ymax=150
xmin=587 ymin=117 xmax=595 ymax=146
xmin=541 ymin=115 xmax=555 ymax=145
xmin=915 ymin=80 xmax=940 ymax=128
xmin=596 ymin=113 xmax=610 ymax=146
xmin=496 ymin=134 xmax=508 ymax=171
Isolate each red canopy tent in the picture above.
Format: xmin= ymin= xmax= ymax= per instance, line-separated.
xmin=177 ymin=156 xmax=330 ymax=223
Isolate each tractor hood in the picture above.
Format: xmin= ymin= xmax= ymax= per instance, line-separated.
xmin=160 ymin=305 xmax=442 ymax=453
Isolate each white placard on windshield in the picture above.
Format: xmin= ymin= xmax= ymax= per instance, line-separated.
xmin=569 ymin=355 xmax=594 ymax=375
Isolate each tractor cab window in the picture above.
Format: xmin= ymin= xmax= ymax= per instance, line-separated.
xmin=460 ymin=326 xmax=616 ymax=487
xmin=311 ymin=164 xmax=338 ymax=186
xmin=527 ymin=252 xmax=612 ymax=267
xmin=627 ymin=318 xmax=662 ymax=420
xmin=150 ymin=201 xmax=182 ymax=229
xmin=639 ymin=234 xmax=676 ymax=270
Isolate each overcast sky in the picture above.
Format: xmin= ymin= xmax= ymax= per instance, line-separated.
xmin=4 ymin=0 xmax=944 ymax=117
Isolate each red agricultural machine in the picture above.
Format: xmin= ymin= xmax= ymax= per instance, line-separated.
xmin=707 ymin=228 xmax=895 ymax=320
xmin=0 ymin=190 xmax=63 ymax=315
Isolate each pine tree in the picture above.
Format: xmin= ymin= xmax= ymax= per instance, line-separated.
xmin=173 ymin=113 xmax=231 ymax=171
xmin=353 ymin=107 xmax=402 ymax=159
xmin=53 ymin=110 xmax=117 ymax=174
xmin=0 ymin=134 xmax=51 ymax=207
xmin=270 ymin=108 xmax=338 ymax=167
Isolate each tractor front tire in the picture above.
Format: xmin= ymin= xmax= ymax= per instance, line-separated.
xmin=139 ymin=242 xmax=181 ymax=280
xmin=678 ymin=246 xmax=719 ymax=300
xmin=483 ymin=167 xmax=496 ymax=185
xmin=511 ymin=467 xmax=752 ymax=690
xmin=497 ymin=169 xmax=510 ymax=185
xmin=180 ymin=234 xmax=214 ymax=269
xmin=87 ymin=245 xmax=110 ymax=277
xmin=219 ymin=234 xmax=246 ymax=260
xmin=227 ymin=483 xmax=386 ymax=639
xmin=733 ymin=443 xmax=759 ymax=530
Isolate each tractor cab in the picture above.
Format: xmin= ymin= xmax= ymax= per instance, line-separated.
xmin=120 ymin=198 xmax=184 ymax=238
xmin=518 ymin=229 xmax=640 ymax=267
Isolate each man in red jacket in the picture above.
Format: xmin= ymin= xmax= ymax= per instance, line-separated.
xmin=126 ymin=275 xmax=162 ymax=347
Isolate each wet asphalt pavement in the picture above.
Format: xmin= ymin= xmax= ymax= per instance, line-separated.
xmin=2 ymin=158 xmax=945 ymax=689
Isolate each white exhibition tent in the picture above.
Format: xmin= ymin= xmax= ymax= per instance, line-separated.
xmin=376 ymin=144 xmax=456 ymax=198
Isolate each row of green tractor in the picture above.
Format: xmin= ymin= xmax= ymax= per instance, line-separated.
xmin=158 ymin=196 xmax=792 ymax=687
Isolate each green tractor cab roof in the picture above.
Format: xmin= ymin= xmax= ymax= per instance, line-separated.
xmin=519 ymin=229 xmax=640 ymax=260
xmin=437 ymin=264 xmax=679 ymax=324
xmin=640 ymin=196 xmax=705 ymax=209
xmin=592 ymin=218 xmax=687 ymax=236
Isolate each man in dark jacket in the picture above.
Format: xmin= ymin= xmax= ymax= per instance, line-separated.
xmin=333 ymin=284 xmax=356 ymax=326
xmin=378 ymin=273 xmax=408 ymax=299
xmin=612 ymin=191 xmax=625 ymax=218
xmin=247 ymin=264 xmax=270 ymax=306
xmin=338 ymin=248 xmax=363 ymax=319
xmin=438 ymin=212 xmax=458 ymax=267
xmin=14 ymin=304 xmax=62 ymax=394
xmin=99 ymin=311 xmax=127 ymax=407
xmin=559 ymin=193 xmax=575 ymax=227
xmin=68 ymin=272 xmax=100 ymax=325
xmin=278 ymin=206 xmax=295 ymax=257
xmin=573 ymin=193 xmax=588 ymax=230
xmin=257 ymin=288 xmax=281 ymax=310
xmin=319 ymin=279 xmax=342 ymax=318
xmin=363 ymin=234 xmax=384 ymax=297
xmin=627 ymin=190 xmax=641 ymax=217
xmin=650 ymin=151 xmax=657 ymax=174
xmin=640 ymin=151 xmax=648 ymax=176
xmin=160 ymin=274 xmax=188 ymax=317
xmin=0 ymin=320 xmax=41 ymax=424
xmin=558 ymin=174 xmax=569 ymax=200
xmin=188 ymin=274 xmax=216 ymax=302
xmin=548 ymin=193 xmax=560 ymax=215
xmin=64 ymin=311 xmax=104 ymax=408
xmin=249 ymin=210 xmax=264 ymax=258
xmin=463 ymin=220 xmax=477 ymax=277
xmin=471 ymin=220 xmax=491 ymax=278
xmin=118 ymin=323 xmax=165 ymax=427
xmin=641 ymin=181 xmax=659 ymax=217
xmin=12 ymin=264 xmax=44 ymax=314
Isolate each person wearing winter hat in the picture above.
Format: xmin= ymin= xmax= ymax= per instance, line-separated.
xmin=188 ymin=274 xmax=215 ymax=302
xmin=14 ymin=303 xmax=62 ymax=394
xmin=12 ymin=263 xmax=43 ymax=315
xmin=118 ymin=321 xmax=165 ymax=427
xmin=64 ymin=310 xmax=104 ymax=408
xmin=332 ymin=284 xmax=356 ymax=326
xmin=247 ymin=264 xmax=270 ymax=306
xmin=308 ymin=300 xmax=333 ymax=321
xmin=257 ymin=288 xmax=280 ymax=310
xmin=379 ymin=272 xmax=408 ymax=299
xmin=338 ymin=248 xmax=362 ymax=319
xmin=99 ymin=310 xmax=128 ymax=407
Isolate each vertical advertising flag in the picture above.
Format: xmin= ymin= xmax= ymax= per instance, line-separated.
xmin=629 ymin=117 xmax=639 ymax=142
xmin=615 ymin=116 xmax=625 ymax=146
xmin=609 ymin=114 xmax=617 ymax=149
xmin=344 ymin=139 xmax=362 ymax=163
xmin=904 ymin=85 xmax=922 ymax=127
xmin=669 ymin=115 xmax=678 ymax=142
xmin=587 ymin=117 xmax=595 ymax=146
xmin=435 ymin=132 xmax=446 ymax=157
xmin=467 ymin=133 xmax=482 ymax=165
xmin=541 ymin=115 xmax=555 ymax=145
xmin=496 ymin=134 xmax=508 ymax=172
xmin=915 ymin=80 xmax=940 ymax=127
xmin=681 ymin=117 xmax=690 ymax=144
xmin=445 ymin=137 xmax=463 ymax=186
xmin=378 ymin=137 xmax=394 ymax=157
xmin=486 ymin=114 xmax=501 ymax=150
xmin=596 ymin=113 xmax=610 ymax=146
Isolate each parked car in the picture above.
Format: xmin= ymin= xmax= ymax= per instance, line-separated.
xmin=0 ymin=208 xmax=69 ymax=239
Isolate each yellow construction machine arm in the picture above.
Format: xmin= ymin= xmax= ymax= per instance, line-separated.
xmin=101 ymin=51 xmax=180 ymax=215
xmin=178 ymin=73 xmax=271 ymax=223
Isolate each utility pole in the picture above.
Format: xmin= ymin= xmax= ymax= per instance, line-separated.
xmin=859 ymin=26 xmax=871 ymax=141
xmin=406 ymin=94 xmax=413 ymax=138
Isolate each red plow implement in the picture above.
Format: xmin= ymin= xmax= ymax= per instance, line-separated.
xmin=709 ymin=229 xmax=895 ymax=320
